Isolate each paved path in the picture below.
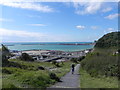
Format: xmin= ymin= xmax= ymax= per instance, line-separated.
xmin=50 ymin=64 xmax=80 ymax=88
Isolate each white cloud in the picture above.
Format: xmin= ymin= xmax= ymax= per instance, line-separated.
xmin=65 ymin=1 xmax=114 ymax=15
xmin=0 ymin=0 xmax=119 ymax=3
xmin=28 ymin=24 xmax=46 ymax=26
xmin=91 ymin=26 xmax=98 ymax=30
xmin=27 ymin=15 xmax=41 ymax=18
xmin=107 ymin=28 xmax=114 ymax=31
xmin=0 ymin=28 xmax=46 ymax=39
xmin=0 ymin=18 xmax=13 ymax=22
xmin=73 ymin=2 xmax=103 ymax=15
xmin=0 ymin=2 xmax=54 ymax=13
xmin=105 ymin=13 xmax=119 ymax=19
xmin=76 ymin=25 xmax=85 ymax=30
xmin=102 ymin=7 xmax=112 ymax=12
xmin=104 ymin=28 xmax=115 ymax=34
xmin=0 ymin=28 xmax=84 ymax=42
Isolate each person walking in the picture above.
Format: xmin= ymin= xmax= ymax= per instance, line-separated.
xmin=71 ymin=63 xmax=75 ymax=74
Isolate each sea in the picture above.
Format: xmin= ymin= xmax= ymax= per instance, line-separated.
xmin=1 ymin=42 xmax=94 ymax=52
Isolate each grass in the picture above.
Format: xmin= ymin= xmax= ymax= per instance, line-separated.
xmin=8 ymin=59 xmax=72 ymax=78
xmin=2 ymin=68 xmax=52 ymax=88
xmin=81 ymin=48 xmax=119 ymax=77
xmin=9 ymin=59 xmax=54 ymax=70
xmin=51 ymin=61 xmax=73 ymax=77
xmin=80 ymin=68 xmax=118 ymax=88
xmin=0 ymin=73 xmax=2 ymax=89
xmin=2 ymin=59 xmax=73 ymax=88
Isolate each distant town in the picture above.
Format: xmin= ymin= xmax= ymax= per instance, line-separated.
xmin=10 ymin=49 xmax=93 ymax=62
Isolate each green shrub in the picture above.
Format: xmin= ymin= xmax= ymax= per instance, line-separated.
xmin=37 ymin=66 xmax=45 ymax=70
xmin=71 ymin=58 xmax=78 ymax=63
xmin=6 ymin=61 xmax=28 ymax=69
xmin=49 ymin=72 xmax=60 ymax=82
xmin=52 ymin=61 xmax=57 ymax=65
xmin=12 ymin=71 xmax=54 ymax=88
xmin=19 ymin=53 xmax=34 ymax=61
xmin=2 ymin=68 xmax=12 ymax=74
xmin=2 ymin=84 xmax=18 ymax=89
xmin=2 ymin=79 xmax=19 ymax=89
xmin=2 ymin=67 xmax=26 ymax=75
xmin=52 ymin=61 xmax=61 ymax=67
xmin=78 ymin=56 xmax=85 ymax=62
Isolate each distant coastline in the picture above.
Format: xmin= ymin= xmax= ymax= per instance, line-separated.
xmin=19 ymin=42 xmax=95 ymax=46
xmin=2 ymin=42 xmax=94 ymax=52
xmin=20 ymin=48 xmax=93 ymax=52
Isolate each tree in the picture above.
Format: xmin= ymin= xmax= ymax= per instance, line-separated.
xmin=1 ymin=44 xmax=10 ymax=66
xmin=20 ymin=53 xmax=34 ymax=61
xmin=94 ymin=40 xmax=97 ymax=43
xmin=2 ymin=44 xmax=10 ymax=54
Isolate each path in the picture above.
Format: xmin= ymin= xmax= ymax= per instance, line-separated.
xmin=50 ymin=64 xmax=80 ymax=88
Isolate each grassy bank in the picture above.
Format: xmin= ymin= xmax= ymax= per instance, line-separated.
xmin=79 ymin=32 xmax=119 ymax=88
xmin=80 ymin=68 xmax=118 ymax=88
xmin=0 ymin=79 xmax=1 ymax=89
xmin=2 ymin=59 xmax=73 ymax=88
xmin=81 ymin=48 xmax=119 ymax=77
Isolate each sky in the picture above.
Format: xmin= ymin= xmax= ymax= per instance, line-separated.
xmin=0 ymin=0 xmax=119 ymax=42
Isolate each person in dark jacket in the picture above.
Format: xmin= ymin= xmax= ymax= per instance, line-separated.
xmin=71 ymin=64 xmax=75 ymax=74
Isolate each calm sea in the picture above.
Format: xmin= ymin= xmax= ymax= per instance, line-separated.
xmin=2 ymin=42 xmax=94 ymax=52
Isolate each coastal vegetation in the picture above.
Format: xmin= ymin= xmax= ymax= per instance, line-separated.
xmin=71 ymin=56 xmax=85 ymax=63
xmin=80 ymin=68 xmax=118 ymax=88
xmin=2 ymin=32 xmax=119 ymax=88
xmin=80 ymin=32 xmax=119 ymax=88
xmin=1 ymin=45 xmax=73 ymax=89
xmin=95 ymin=32 xmax=120 ymax=48
xmin=2 ymin=59 xmax=73 ymax=88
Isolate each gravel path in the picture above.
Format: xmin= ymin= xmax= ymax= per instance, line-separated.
xmin=50 ymin=64 xmax=80 ymax=88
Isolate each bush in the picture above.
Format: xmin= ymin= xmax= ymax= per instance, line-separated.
xmin=2 ymin=68 xmax=12 ymax=74
xmin=52 ymin=61 xmax=61 ymax=67
xmin=88 ymin=69 xmax=98 ymax=77
xmin=49 ymin=72 xmax=60 ymax=82
xmin=37 ymin=66 xmax=45 ymax=70
xmin=12 ymin=71 xmax=54 ymax=88
xmin=2 ymin=55 xmax=9 ymax=67
xmin=52 ymin=61 xmax=57 ymax=65
xmin=6 ymin=62 xmax=27 ymax=69
xmin=78 ymin=56 xmax=85 ymax=62
xmin=2 ymin=84 xmax=18 ymax=89
xmin=19 ymin=53 xmax=34 ymax=61
xmin=71 ymin=58 xmax=78 ymax=63
xmin=2 ymin=78 xmax=19 ymax=89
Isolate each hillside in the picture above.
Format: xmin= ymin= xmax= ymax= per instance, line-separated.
xmin=81 ymin=32 xmax=120 ymax=78
xmin=95 ymin=32 xmax=120 ymax=48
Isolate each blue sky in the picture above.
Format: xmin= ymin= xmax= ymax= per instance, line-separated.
xmin=0 ymin=1 xmax=118 ymax=42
